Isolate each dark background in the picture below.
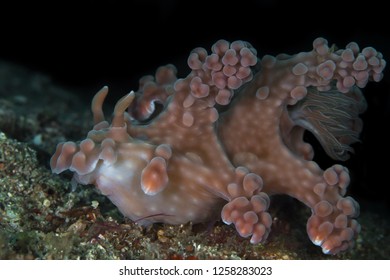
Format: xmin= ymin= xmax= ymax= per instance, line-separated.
xmin=1 ymin=0 xmax=389 ymax=209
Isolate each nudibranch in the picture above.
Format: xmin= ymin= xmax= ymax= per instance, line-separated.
xmin=51 ymin=38 xmax=385 ymax=254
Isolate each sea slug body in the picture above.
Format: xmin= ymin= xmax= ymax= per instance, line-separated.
xmin=51 ymin=38 xmax=385 ymax=254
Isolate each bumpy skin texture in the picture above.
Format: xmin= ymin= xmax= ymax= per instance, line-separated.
xmin=51 ymin=38 xmax=385 ymax=254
